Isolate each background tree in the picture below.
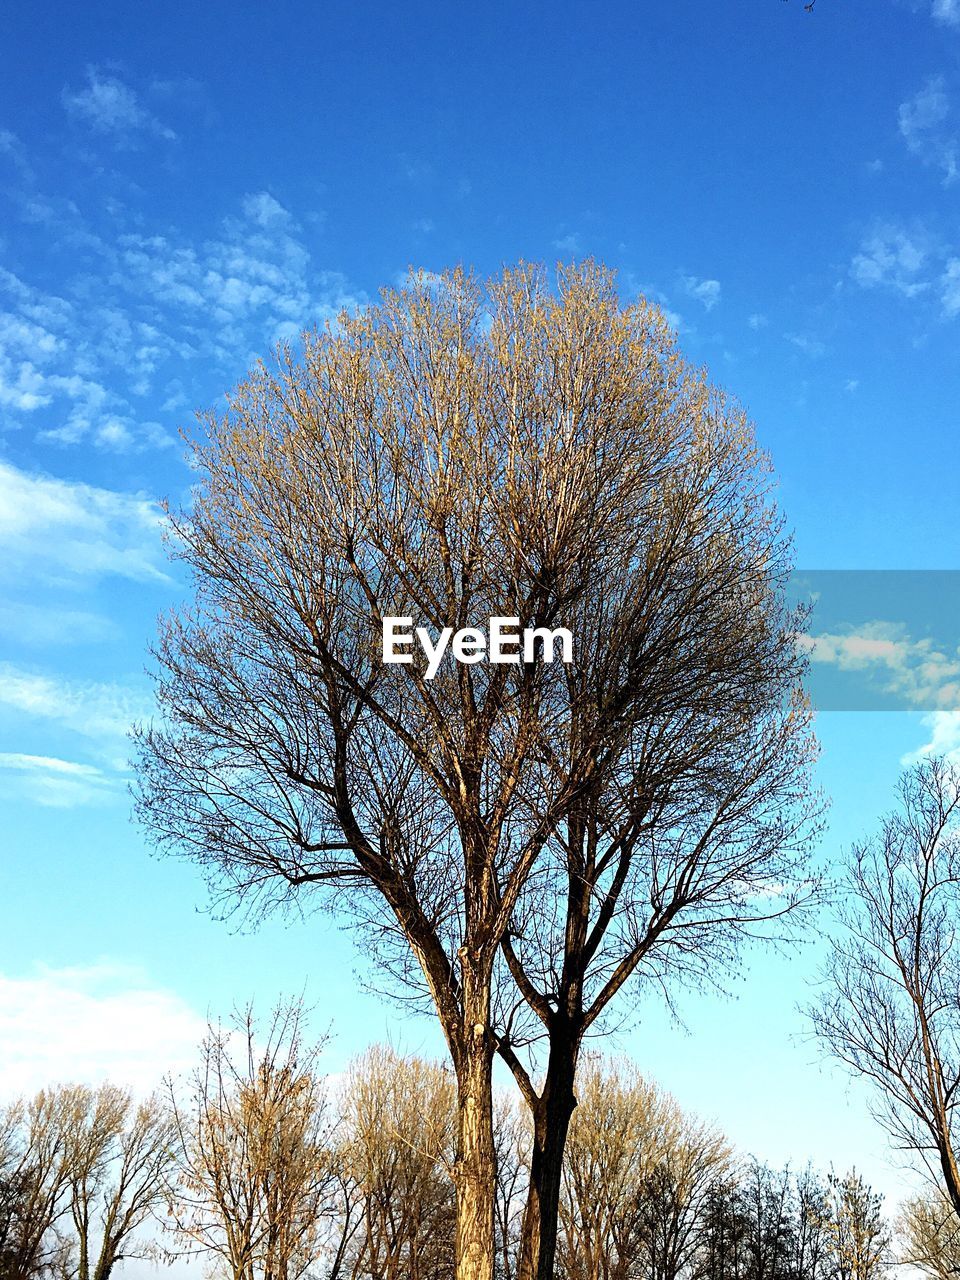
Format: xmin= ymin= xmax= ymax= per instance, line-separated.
xmin=62 ymin=1085 xmax=171 ymax=1280
xmin=492 ymin=1096 xmax=529 ymax=1280
xmin=0 ymin=1085 xmax=170 ymax=1280
xmin=898 ymin=1192 xmax=960 ymax=1280
xmin=338 ymin=1045 xmax=456 ymax=1280
xmin=134 ymin=261 xmax=820 ymax=1280
xmin=0 ymin=1089 xmax=76 ymax=1280
xmin=824 ymin=1170 xmax=889 ymax=1280
xmin=164 ymin=999 xmax=335 ymax=1280
xmin=739 ymin=1161 xmax=795 ymax=1280
xmin=810 ymin=758 xmax=960 ymax=1218
xmin=557 ymin=1058 xmax=729 ymax=1280
xmin=791 ymin=1166 xmax=832 ymax=1280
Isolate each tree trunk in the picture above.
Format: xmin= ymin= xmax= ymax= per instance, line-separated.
xmin=454 ymin=971 xmax=497 ymax=1280
xmin=517 ymin=1031 xmax=579 ymax=1280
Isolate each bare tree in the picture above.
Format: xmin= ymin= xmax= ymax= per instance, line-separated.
xmin=557 ymin=1058 xmax=729 ymax=1280
xmin=338 ymin=1045 xmax=456 ymax=1280
xmin=810 ymin=758 xmax=960 ymax=1217
xmin=134 ymin=260 xmax=820 ymax=1280
xmin=64 ymin=1086 xmax=172 ymax=1280
xmin=1 ymin=1088 xmax=82 ymax=1280
xmin=824 ymin=1171 xmax=889 ymax=1280
xmin=493 ymin=1096 xmax=529 ymax=1280
xmin=164 ymin=999 xmax=335 ymax=1280
xmin=792 ymin=1166 xmax=832 ymax=1280
xmin=898 ymin=1192 xmax=960 ymax=1280
xmin=488 ymin=303 xmax=821 ymax=1278
xmin=0 ymin=1085 xmax=170 ymax=1280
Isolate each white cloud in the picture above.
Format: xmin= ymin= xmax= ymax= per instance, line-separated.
xmin=899 ymin=78 xmax=958 ymax=183
xmin=0 ymin=601 xmax=114 ymax=647
xmin=799 ymin=621 xmax=960 ymax=709
xmin=0 ymin=460 xmax=169 ymax=585
xmin=942 ymin=259 xmax=960 ymax=317
xmin=242 ymin=191 xmax=291 ymax=227
xmin=0 ymin=663 xmax=151 ymax=745
xmin=850 ymin=225 xmax=930 ymax=296
xmin=932 ymin=0 xmax=960 ymax=26
xmin=553 ymin=233 xmax=581 ymax=254
xmin=904 ymin=710 xmax=960 ymax=764
xmin=118 ymin=193 xmax=362 ymax=355
xmin=681 ymin=275 xmax=721 ymax=311
xmin=748 ymin=313 xmax=768 ymax=330
xmin=0 ymin=753 xmax=115 ymax=808
xmin=0 ymin=963 xmax=205 ymax=1098
xmin=62 ymin=68 xmax=176 ymax=144
xmin=0 ymin=196 xmax=361 ymax=450
xmin=785 ymin=332 xmax=826 ymax=357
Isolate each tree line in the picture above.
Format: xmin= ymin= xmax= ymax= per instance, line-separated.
xmin=1 ymin=995 xmax=946 ymax=1280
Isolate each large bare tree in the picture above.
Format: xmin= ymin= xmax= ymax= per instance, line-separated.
xmin=810 ymin=757 xmax=960 ymax=1219
xmin=134 ymin=260 xmax=819 ymax=1280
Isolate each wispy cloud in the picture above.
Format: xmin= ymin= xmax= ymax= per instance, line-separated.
xmin=0 ymin=601 xmax=114 ymax=648
xmin=904 ymin=710 xmax=960 ymax=764
xmin=553 ymin=232 xmax=582 ymax=254
xmin=0 ymin=663 xmax=150 ymax=747
xmin=62 ymin=67 xmax=176 ymax=145
xmin=0 ymin=963 xmax=205 ymax=1097
xmin=899 ymin=77 xmax=958 ymax=184
xmin=681 ymin=275 xmax=721 ymax=311
xmin=849 ymin=222 xmax=960 ymax=319
xmin=850 ymin=224 xmax=930 ymax=296
xmin=785 ymin=332 xmax=826 ymax=357
xmin=941 ymin=259 xmax=960 ymax=317
xmin=0 ymin=754 xmax=115 ymax=808
xmin=0 ymin=460 xmax=169 ymax=586
xmin=931 ymin=0 xmax=960 ymax=27
xmin=0 ymin=186 xmax=361 ymax=450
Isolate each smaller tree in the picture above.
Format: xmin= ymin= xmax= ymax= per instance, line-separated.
xmin=825 ymin=1170 xmax=889 ymax=1280
xmin=64 ymin=1085 xmax=172 ymax=1280
xmin=0 ymin=1084 xmax=171 ymax=1280
xmin=558 ymin=1058 xmax=729 ymax=1280
xmin=165 ymin=998 xmax=336 ymax=1280
xmin=810 ymin=758 xmax=960 ymax=1216
xmin=339 ymin=1045 xmax=456 ymax=1280
xmin=899 ymin=1193 xmax=960 ymax=1280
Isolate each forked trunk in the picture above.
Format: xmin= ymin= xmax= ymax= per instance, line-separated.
xmin=454 ymin=975 xmax=497 ymax=1280
xmin=517 ymin=1032 xmax=579 ymax=1280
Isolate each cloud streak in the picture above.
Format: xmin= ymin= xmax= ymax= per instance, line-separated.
xmin=0 ymin=753 xmax=115 ymax=808
xmin=0 ymin=460 xmax=169 ymax=586
xmin=62 ymin=67 xmax=176 ymax=145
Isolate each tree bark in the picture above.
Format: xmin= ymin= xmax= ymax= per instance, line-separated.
xmin=517 ymin=1030 xmax=580 ymax=1280
xmin=454 ymin=970 xmax=498 ymax=1280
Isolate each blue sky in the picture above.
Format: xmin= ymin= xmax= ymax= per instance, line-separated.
xmin=2 ymin=0 xmax=960 ymax=1217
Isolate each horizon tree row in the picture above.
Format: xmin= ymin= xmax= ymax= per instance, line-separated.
xmin=0 ymin=1000 xmax=906 ymax=1280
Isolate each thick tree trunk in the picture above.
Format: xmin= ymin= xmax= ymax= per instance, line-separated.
xmin=517 ymin=1031 xmax=579 ymax=1280
xmin=454 ymin=971 xmax=497 ymax=1280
